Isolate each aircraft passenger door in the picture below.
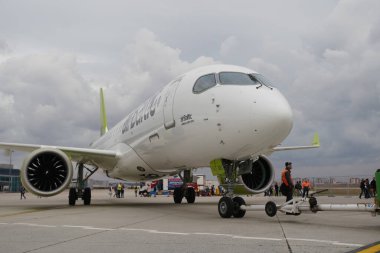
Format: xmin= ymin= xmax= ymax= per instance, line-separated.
xmin=163 ymin=79 xmax=181 ymax=129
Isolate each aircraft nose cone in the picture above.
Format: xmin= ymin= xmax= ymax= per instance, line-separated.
xmin=254 ymin=89 xmax=293 ymax=143
xmin=272 ymin=92 xmax=293 ymax=133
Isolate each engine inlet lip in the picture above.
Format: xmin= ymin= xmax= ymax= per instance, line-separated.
xmin=237 ymin=155 xmax=274 ymax=194
xmin=20 ymin=148 xmax=73 ymax=197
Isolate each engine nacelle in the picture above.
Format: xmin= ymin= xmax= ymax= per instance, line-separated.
xmin=237 ymin=156 xmax=274 ymax=194
xmin=20 ymin=148 xmax=73 ymax=197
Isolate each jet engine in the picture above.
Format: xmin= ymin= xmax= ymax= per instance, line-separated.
xmin=20 ymin=148 xmax=73 ymax=197
xmin=237 ymin=156 xmax=274 ymax=194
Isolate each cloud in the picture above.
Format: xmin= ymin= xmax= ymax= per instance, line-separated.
xmin=269 ymin=1 xmax=380 ymax=176
xmin=0 ymin=53 xmax=98 ymax=147
xmin=0 ymin=39 xmax=11 ymax=55
xmin=0 ymin=29 xmax=219 ymax=169
xmin=220 ymin=36 xmax=239 ymax=57
xmin=103 ymin=29 xmax=218 ymax=122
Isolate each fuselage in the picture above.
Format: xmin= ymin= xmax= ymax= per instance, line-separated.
xmin=91 ymin=65 xmax=293 ymax=181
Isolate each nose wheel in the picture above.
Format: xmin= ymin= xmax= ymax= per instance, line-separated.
xmin=218 ymin=196 xmax=246 ymax=218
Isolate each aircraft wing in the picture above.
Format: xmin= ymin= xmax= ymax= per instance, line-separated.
xmin=0 ymin=142 xmax=118 ymax=166
xmin=271 ymin=132 xmax=320 ymax=152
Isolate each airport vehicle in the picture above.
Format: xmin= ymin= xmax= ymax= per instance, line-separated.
xmin=0 ymin=64 xmax=319 ymax=218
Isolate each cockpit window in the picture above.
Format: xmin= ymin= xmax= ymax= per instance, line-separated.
xmin=253 ymin=73 xmax=274 ymax=87
xmin=219 ymin=72 xmax=274 ymax=88
xmin=193 ymin=73 xmax=216 ymax=93
xmin=219 ymin=72 xmax=260 ymax=85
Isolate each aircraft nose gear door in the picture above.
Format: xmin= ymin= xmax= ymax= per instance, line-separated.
xmin=163 ymin=79 xmax=181 ymax=129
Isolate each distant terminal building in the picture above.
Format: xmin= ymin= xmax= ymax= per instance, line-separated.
xmin=350 ymin=178 xmax=361 ymax=185
xmin=0 ymin=164 xmax=21 ymax=192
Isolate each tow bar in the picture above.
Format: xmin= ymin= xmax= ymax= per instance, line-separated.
xmin=240 ymin=189 xmax=380 ymax=217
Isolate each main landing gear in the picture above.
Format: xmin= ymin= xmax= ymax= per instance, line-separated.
xmin=68 ymin=163 xmax=98 ymax=206
xmin=173 ymin=169 xmax=196 ymax=204
xmin=217 ymin=160 xmax=247 ymax=218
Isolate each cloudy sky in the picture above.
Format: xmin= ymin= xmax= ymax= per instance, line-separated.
xmin=0 ymin=0 xmax=379 ymax=179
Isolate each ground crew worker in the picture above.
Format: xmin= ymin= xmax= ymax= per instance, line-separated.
xmin=302 ymin=179 xmax=310 ymax=198
xmin=215 ymin=185 xmax=220 ymax=196
xmin=20 ymin=186 xmax=26 ymax=200
xmin=117 ymin=183 xmax=122 ymax=198
xmin=281 ymin=162 xmax=294 ymax=202
xmin=134 ymin=186 xmax=138 ymax=197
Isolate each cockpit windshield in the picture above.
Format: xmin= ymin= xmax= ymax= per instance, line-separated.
xmin=218 ymin=72 xmax=274 ymax=88
xmin=219 ymin=72 xmax=259 ymax=85
xmin=253 ymin=73 xmax=274 ymax=88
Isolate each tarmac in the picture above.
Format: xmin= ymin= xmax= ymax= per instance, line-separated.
xmin=0 ymin=190 xmax=379 ymax=253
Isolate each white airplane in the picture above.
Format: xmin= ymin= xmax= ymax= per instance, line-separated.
xmin=0 ymin=64 xmax=319 ymax=218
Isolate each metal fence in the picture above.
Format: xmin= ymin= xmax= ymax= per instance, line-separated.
xmin=289 ymin=175 xmax=375 ymax=197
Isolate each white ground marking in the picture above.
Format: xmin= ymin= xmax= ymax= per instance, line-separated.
xmin=193 ymin=232 xmax=235 ymax=237
xmin=193 ymin=232 xmax=281 ymax=241
xmin=287 ymin=238 xmax=363 ymax=247
xmin=232 ymin=236 xmax=282 ymax=241
xmin=13 ymin=223 xmax=56 ymax=228
xmin=63 ymin=225 xmax=91 ymax=229
xmin=83 ymin=227 xmax=116 ymax=231
xmin=287 ymin=238 xmax=340 ymax=244
xmin=332 ymin=242 xmax=364 ymax=247
xmin=63 ymin=225 xmax=115 ymax=231
xmin=1 ymin=222 xmax=364 ymax=248
xmin=120 ymin=228 xmax=189 ymax=235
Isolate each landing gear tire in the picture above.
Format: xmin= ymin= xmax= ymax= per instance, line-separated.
xmin=265 ymin=201 xmax=277 ymax=217
xmin=173 ymin=188 xmax=183 ymax=204
xmin=185 ymin=187 xmax=196 ymax=204
xmin=83 ymin=187 xmax=91 ymax=205
xmin=218 ymin=196 xmax=234 ymax=218
xmin=232 ymin=196 xmax=246 ymax=218
xmin=69 ymin=188 xmax=76 ymax=206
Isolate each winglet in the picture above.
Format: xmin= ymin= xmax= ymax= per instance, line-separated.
xmin=312 ymin=132 xmax=320 ymax=147
xmin=100 ymin=88 xmax=108 ymax=136
xmin=271 ymin=132 xmax=320 ymax=152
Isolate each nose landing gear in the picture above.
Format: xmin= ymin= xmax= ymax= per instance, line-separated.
xmin=216 ymin=160 xmax=248 ymax=218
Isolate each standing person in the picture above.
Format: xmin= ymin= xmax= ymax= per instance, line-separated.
xmin=117 ymin=183 xmax=122 ymax=198
xmin=205 ymin=186 xmax=210 ymax=196
xmin=215 ymin=185 xmax=220 ymax=196
xmin=370 ymin=177 xmax=376 ymax=197
xmin=302 ymin=179 xmax=311 ymax=198
xmin=113 ymin=185 xmax=117 ymax=198
xmin=359 ymin=179 xmax=365 ymax=199
xmin=211 ymin=185 xmax=215 ymax=196
xmin=274 ymin=182 xmax=279 ymax=196
xmin=364 ymin=179 xmax=370 ymax=199
xmin=20 ymin=186 xmax=26 ymax=200
xmin=281 ymin=162 xmax=294 ymax=202
xmin=295 ymin=181 xmax=302 ymax=196
xmin=121 ymin=184 xmax=125 ymax=198
xmin=134 ymin=186 xmax=138 ymax=197
xmin=108 ymin=185 xmax=113 ymax=198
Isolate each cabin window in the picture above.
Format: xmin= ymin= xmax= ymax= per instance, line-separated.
xmin=193 ymin=74 xmax=217 ymax=94
xmin=219 ymin=72 xmax=260 ymax=85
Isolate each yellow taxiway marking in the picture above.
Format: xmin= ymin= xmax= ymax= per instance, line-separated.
xmin=355 ymin=242 xmax=380 ymax=253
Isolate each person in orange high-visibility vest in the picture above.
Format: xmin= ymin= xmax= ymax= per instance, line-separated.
xmin=302 ymin=179 xmax=311 ymax=198
xmin=281 ymin=162 xmax=294 ymax=202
